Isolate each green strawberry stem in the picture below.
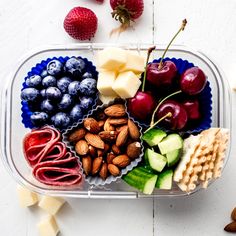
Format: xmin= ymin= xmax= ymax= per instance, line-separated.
xmin=158 ymin=19 xmax=187 ymax=70
xmin=144 ymin=112 xmax=172 ymax=134
xmin=150 ymin=90 xmax=182 ymax=126
xmin=142 ymin=46 xmax=156 ymax=92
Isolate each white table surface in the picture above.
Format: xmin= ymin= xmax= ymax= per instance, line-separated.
xmin=0 ymin=0 xmax=236 ymax=235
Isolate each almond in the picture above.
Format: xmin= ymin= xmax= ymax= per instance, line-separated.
xmin=97 ymin=143 xmax=110 ymax=157
xmin=128 ymin=119 xmax=140 ymax=140
xmin=97 ymin=111 xmax=106 ymax=120
xmin=68 ymin=128 xmax=86 ymax=143
xmin=82 ymin=156 xmax=92 ymax=175
xmin=84 ymin=118 xmax=100 ymax=134
xmin=88 ymin=145 xmax=97 ymax=158
xmin=224 ymin=222 xmax=236 ymax=232
xmin=231 ymin=207 xmax=236 ymax=221
xmin=104 ymin=104 xmax=126 ymax=117
xmin=75 ymin=140 xmax=89 ymax=155
xmin=108 ymin=164 xmax=120 ymax=176
xmin=116 ymin=126 xmax=128 ymax=147
xmin=99 ymin=131 xmax=117 ymax=141
xmin=107 ymin=152 xmax=116 ymax=164
xmin=98 ymin=120 xmax=105 ymax=128
xmin=92 ymin=157 xmax=103 ymax=175
xmin=116 ymin=125 xmax=128 ymax=133
xmin=99 ymin=163 xmax=108 ymax=180
xmin=85 ymin=133 xmax=105 ymax=149
xmin=104 ymin=143 xmax=110 ymax=154
xmin=104 ymin=118 xmax=115 ymax=131
xmin=97 ymin=149 xmax=104 ymax=157
xmin=111 ymin=144 xmax=121 ymax=155
xmin=109 ymin=118 xmax=128 ymax=126
xmin=126 ymin=142 xmax=141 ymax=159
xmin=112 ymin=154 xmax=130 ymax=168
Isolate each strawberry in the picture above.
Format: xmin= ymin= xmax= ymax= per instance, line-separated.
xmin=64 ymin=7 xmax=98 ymax=41
xmin=110 ymin=0 xmax=144 ymax=28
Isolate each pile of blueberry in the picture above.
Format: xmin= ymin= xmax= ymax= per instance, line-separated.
xmin=21 ymin=57 xmax=98 ymax=129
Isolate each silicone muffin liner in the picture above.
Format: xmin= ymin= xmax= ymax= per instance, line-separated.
xmin=21 ymin=56 xmax=99 ymax=130
xmin=62 ymin=99 xmax=144 ymax=186
xmin=129 ymin=57 xmax=212 ymax=134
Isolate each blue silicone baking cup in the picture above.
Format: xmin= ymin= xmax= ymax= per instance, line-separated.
xmin=21 ymin=56 xmax=99 ymax=130
xmin=127 ymin=57 xmax=212 ymax=135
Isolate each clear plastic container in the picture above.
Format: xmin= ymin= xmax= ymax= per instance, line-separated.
xmin=0 ymin=44 xmax=232 ymax=198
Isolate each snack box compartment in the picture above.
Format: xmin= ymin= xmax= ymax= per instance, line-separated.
xmin=0 ymin=44 xmax=231 ymax=198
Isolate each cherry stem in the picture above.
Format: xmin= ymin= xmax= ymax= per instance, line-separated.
xmin=142 ymin=46 xmax=156 ymax=92
xmin=158 ymin=19 xmax=187 ymax=70
xmin=144 ymin=112 xmax=172 ymax=134
xmin=150 ymin=90 xmax=182 ymax=126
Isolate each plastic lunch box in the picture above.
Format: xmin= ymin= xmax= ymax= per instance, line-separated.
xmin=0 ymin=44 xmax=232 ymax=198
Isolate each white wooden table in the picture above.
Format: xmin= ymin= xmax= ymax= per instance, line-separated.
xmin=0 ymin=0 xmax=236 ymax=235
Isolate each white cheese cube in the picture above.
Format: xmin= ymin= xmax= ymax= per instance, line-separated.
xmin=99 ymin=93 xmax=118 ymax=104
xmin=112 ymin=71 xmax=141 ymax=99
xmin=38 ymin=196 xmax=65 ymax=215
xmin=97 ymin=47 xmax=127 ymax=70
xmin=120 ymin=51 xmax=145 ymax=74
xmin=97 ymin=71 xmax=118 ymax=96
xmin=37 ymin=215 xmax=59 ymax=236
xmin=17 ymin=185 xmax=38 ymax=207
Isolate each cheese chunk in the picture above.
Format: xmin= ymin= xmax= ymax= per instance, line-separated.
xmin=39 ymin=196 xmax=65 ymax=215
xmin=37 ymin=215 xmax=59 ymax=236
xmin=97 ymin=71 xmax=118 ymax=96
xmin=112 ymin=71 xmax=141 ymax=98
xmin=120 ymin=51 xmax=145 ymax=74
xmin=17 ymin=185 xmax=38 ymax=207
xmin=97 ymin=47 xmax=127 ymax=70
xmin=99 ymin=93 xmax=118 ymax=104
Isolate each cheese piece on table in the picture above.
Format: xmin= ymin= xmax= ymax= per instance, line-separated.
xmin=120 ymin=51 xmax=145 ymax=74
xmin=37 ymin=215 xmax=59 ymax=236
xmin=39 ymin=196 xmax=65 ymax=215
xmin=97 ymin=71 xmax=118 ymax=96
xmin=17 ymin=185 xmax=38 ymax=207
xmin=97 ymin=47 xmax=127 ymax=70
xmin=112 ymin=71 xmax=141 ymax=98
xmin=99 ymin=93 xmax=118 ymax=104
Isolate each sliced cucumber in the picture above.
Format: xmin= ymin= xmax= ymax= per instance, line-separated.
xmin=158 ymin=134 xmax=183 ymax=155
xmin=138 ymin=166 xmax=156 ymax=174
xmin=123 ymin=167 xmax=158 ymax=195
xmin=166 ymin=149 xmax=181 ymax=167
xmin=156 ymin=169 xmax=173 ymax=190
xmin=144 ymin=148 xmax=167 ymax=172
xmin=142 ymin=129 xmax=167 ymax=146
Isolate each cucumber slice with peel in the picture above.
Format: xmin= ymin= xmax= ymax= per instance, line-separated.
xmin=156 ymin=169 xmax=173 ymax=190
xmin=142 ymin=129 xmax=167 ymax=146
xmin=166 ymin=149 xmax=181 ymax=167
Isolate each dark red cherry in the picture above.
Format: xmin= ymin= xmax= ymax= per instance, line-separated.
xmin=182 ymin=99 xmax=201 ymax=120
xmin=180 ymin=67 xmax=207 ymax=95
xmin=128 ymin=91 xmax=156 ymax=121
xmin=156 ymin=100 xmax=188 ymax=130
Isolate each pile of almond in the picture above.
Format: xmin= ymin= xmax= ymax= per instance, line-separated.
xmin=67 ymin=103 xmax=142 ymax=181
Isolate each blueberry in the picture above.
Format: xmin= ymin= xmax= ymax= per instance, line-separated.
xmin=41 ymin=99 xmax=55 ymax=113
xmin=25 ymin=75 xmax=42 ymax=88
xmin=40 ymin=70 xmax=48 ymax=78
xmin=45 ymin=87 xmax=62 ymax=101
xmin=82 ymin=72 xmax=93 ymax=80
xmin=27 ymin=101 xmax=41 ymax=112
xmin=79 ymin=78 xmax=97 ymax=96
xmin=40 ymin=89 xmax=47 ymax=98
xmin=80 ymin=96 xmax=94 ymax=110
xmin=47 ymin=59 xmax=63 ymax=76
xmin=57 ymin=77 xmax=72 ymax=93
xmin=42 ymin=75 xmax=57 ymax=87
xmin=58 ymin=94 xmax=73 ymax=110
xmin=70 ymin=104 xmax=84 ymax=122
xmin=51 ymin=112 xmax=71 ymax=128
xmin=64 ymin=57 xmax=86 ymax=78
xmin=30 ymin=111 xmax=48 ymax=127
xmin=21 ymin=88 xmax=40 ymax=102
xmin=68 ymin=81 xmax=80 ymax=96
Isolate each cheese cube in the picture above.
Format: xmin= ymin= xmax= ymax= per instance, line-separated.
xmin=17 ymin=185 xmax=38 ymax=207
xmin=39 ymin=196 xmax=65 ymax=215
xmin=112 ymin=71 xmax=141 ymax=98
xmin=99 ymin=93 xmax=118 ymax=105
xmin=37 ymin=215 xmax=59 ymax=236
xmin=97 ymin=47 xmax=127 ymax=70
xmin=120 ymin=51 xmax=145 ymax=74
xmin=97 ymin=71 xmax=118 ymax=96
